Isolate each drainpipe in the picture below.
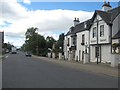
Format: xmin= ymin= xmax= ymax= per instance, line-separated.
xmin=110 ymin=24 xmax=112 ymax=53
xmin=88 ymin=31 xmax=90 ymax=62
xmin=96 ymin=19 xmax=99 ymax=64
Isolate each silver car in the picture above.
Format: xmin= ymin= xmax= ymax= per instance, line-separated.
xmin=25 ymin=51 xmax=32 ymax=57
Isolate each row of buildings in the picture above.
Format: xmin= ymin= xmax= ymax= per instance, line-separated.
xmin=64 ymin=1 xmax=120 ymax=66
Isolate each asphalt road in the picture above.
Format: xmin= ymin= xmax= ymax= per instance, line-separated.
xmin=2 ymin=51 xmax=118 ymax=88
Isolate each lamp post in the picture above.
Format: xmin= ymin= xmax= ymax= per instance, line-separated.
xmin=59 ymin=46 xmax=62 ymax=60
xmin=84 ymin=42 xmax=89 ymax=64
xmin=59 ymin=46 xmax=62 ymax=52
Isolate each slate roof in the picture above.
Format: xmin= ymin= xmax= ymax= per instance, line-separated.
xmin=65 ymin=19 xmax=92 ymax=36
xmin=65 ymin=6 xmax=120 ymax=36
xmin=112 ymin=30 xmax=120 ymax=39
xmin=72 ymin=19 xmax=92 ymax=34
xmin=91 ymin=10 xmax=111 ymax=25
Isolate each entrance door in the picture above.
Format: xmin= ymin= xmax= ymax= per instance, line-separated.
xmin=82 ymin=51 xmax=84 ymax=61
xmin=72 ymin=50 xmax=75 ymax=60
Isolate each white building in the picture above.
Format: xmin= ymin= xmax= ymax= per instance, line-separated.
xmin=64 ymin=1 xmax=120 ymax=64
xmin=90 ymin=2 xmax=120 ymax=63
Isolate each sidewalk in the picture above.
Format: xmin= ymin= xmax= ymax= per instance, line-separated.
xmin=33 ymin=56 xmax=118 ymax=77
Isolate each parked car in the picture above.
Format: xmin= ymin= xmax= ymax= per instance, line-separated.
xmin=25 ymin=51 xmax=32 ymax=57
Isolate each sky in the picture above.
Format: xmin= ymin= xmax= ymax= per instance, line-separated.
xmin=0 ymin=0 xmax=119 ymax=48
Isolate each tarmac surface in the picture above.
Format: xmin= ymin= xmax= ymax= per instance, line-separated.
xmin=2 ymin=52 xmax=119 ymax=88
xmin=33 ymin=56 xmax=119 ymax=77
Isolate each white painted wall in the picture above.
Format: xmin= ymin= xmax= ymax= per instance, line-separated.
xmin=90 ymin=45 xmax=111 ymax=63
xmin=90 ymin=14 xmax=111 ymax=45
xmin=76 ymin=30 xmax=89 ymax=61
xmin=90 ymin=46 xmax=96 ymax=62
xmin=101 ymin=45 xmax=111 ymax=63
xmin=102 ymin=6 xmax=112 ymax=11
xmin=64 ymin=35 xmax=72 ymax=60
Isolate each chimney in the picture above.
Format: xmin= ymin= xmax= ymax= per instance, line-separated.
xmin=102 ymin=0 xmax=112 ymax=11
xmin=73 ymin=17 xmax=80 ymax=26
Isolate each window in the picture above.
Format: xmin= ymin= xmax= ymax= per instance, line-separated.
xmin=72 ymin=36 xmax=76 ymax=45
xmin=67 ymin=38 xmax=70 ymax=46
xmin=100 ymin=25 xmax=104 ymax=37
xmin=93 ymin=27 xmax=96 ymax=38
xmin=82 ymin=34 xmax=85 ymax=43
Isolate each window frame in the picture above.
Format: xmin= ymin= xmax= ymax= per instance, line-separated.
xmin=93 ymin=27 xmax=96 ymax=38
xmin=100 ymin=25 xmax=104 ymax=37
xmin=82 ymin=34 xmax=85 ymax=43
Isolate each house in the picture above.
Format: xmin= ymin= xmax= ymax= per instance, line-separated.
xmin=64 ymin=18 xmax=79 ymax=61
xmin=76 ymin=19 xmax=92 ymax=62
xmin=0 ymin=31 xmax=4 ymax=55
xmin=89 ymin=2 xmax=120 ymax=63
xmin=64 ymin=1 xmax=120 ymax=64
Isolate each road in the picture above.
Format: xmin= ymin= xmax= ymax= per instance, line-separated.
xmin=2 ymin=51 xmax=118 ymax=88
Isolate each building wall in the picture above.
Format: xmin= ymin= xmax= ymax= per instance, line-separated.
xmin=76 ymin=30 xmax=89 ymax=61
xmin=101 ymin=45 xmax=111 ymax=63
xmin=90 ymin=46 xmax=96 ymax=62
xmin=89 ymin=14 xmax=111 ymax=63
xmin=112 ymin=13 xmax=120 ymax=37
xmin=90 ymin=45 xmax=111 ymax=63
xmin=90 ymin=14 xmax=111 ymax=45
xmin=64 ymin=35 xmax=72 ymax=59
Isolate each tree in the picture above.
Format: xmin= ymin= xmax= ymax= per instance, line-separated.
xmin=24 ymin=27 xmax=47 ymax=56
xmin=2 ymin=42 xmax=13 ymax=53
xmin=56 ymin=33 xmax=64 ymax=54
xmin=46 ymin=36 xmax=56 ymax=49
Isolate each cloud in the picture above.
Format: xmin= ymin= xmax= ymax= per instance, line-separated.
xmin=0 ymin=0 xmax=94 ymax=47
xmin=23 ymin=0 xmax=31 ymax=4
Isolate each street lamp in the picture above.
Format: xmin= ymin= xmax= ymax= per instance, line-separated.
xmin=59 ymin=46 xmax=62 ymax=52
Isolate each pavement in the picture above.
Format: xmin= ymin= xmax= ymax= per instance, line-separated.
xmin=33 ymin=56 xmax=119 ymax=77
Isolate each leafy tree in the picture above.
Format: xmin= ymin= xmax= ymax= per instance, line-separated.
xmin=24 ymin=27 xmax=47 ymax=56
xmin=46 ymin=36 xmax=56 ymax=49
xmin=56 ymin=33 xmax=64 ymax=54
xmin=3 ymin=42 xmax=13 ymax=51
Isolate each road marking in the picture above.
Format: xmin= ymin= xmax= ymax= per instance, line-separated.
xmin=6 ymin=55 xmax=9 ymax=58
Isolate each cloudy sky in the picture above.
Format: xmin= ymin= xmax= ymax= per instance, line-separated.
xmin=0 ymin=0 xmax=118 ymax=48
